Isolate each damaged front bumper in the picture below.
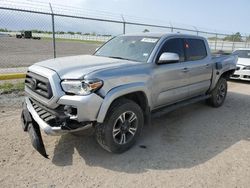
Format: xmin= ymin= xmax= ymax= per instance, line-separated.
xmin=21 ymin=97 xmax=95 ymax=158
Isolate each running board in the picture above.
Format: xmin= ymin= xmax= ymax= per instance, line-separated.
xmin=152 ymin=95 xmax=211 ymax=119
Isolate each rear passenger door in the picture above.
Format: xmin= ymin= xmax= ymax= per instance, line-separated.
xmin=184 ymin=38 xmax=212 ymax=97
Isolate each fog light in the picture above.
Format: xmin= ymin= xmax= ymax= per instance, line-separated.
xmin=64 ymin=105 xmax=77 ymax=117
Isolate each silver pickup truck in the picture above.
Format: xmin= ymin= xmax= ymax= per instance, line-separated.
xmin=21 ymin=33 xmax=237 ymax=157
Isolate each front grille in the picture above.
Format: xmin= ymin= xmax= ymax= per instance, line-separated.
xmin=30 ymin=98 xmax=86 ymax=130
xmin=25 ymin=71 xmax=53 ymax=99
xmin=243 ymin=75 xmax=250 ymax=79
xmin=30 ymin=99 xmax=66 ymax=127
xmin=231 ymin=74 xmax=240 ymax=78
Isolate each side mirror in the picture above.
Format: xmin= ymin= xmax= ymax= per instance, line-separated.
xmin=158 ymin=52 xmax=180 ymax=64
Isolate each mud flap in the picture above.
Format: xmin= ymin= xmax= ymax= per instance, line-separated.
xmin=27 ymin=122 xmax=48 ymax=158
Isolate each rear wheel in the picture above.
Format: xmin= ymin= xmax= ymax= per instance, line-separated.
xmin=207 ymin=77 xmax=227 ymax=107
xmin=95 ymin=98 xmax=144 ymax=153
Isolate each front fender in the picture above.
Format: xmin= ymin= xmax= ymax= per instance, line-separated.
xmin=96 ymin=82 xmax=151 ymax=123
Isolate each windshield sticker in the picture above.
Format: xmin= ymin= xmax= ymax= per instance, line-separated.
xmin=143 ymin=53 xmax=149 ymax=57
xmin=141 ymin=38 xmax=158 ymax=43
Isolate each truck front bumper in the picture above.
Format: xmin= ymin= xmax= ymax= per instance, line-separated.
xmin=22 ymin=97 xmax=94 ymax=136
xmin=21 ymin=94 xmax=103 ymax=157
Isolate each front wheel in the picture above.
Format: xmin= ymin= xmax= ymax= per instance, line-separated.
xmin=95 ymin=99 xmax=144 ymax=153
xmin=207 ymin=77 xmax=228 ymax=107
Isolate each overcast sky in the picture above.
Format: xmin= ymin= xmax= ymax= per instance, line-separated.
xmin=1 ymin=0 xmax=250 ymax=35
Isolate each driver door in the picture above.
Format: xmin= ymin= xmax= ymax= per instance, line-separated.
xmin=151 ymin=38 xmax=190 ymax=109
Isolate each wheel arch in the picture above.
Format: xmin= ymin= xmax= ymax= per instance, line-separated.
xmin=96 ymin=83 xmax=151 ymax=123
xmin=209 ymin=68 xmax=235 ymax=92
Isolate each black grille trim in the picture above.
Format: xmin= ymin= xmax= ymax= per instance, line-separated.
xmin=30 ymin=98 xmax=67 ymax=127
xmin=25 ymin=71 xmax=53 ymax=99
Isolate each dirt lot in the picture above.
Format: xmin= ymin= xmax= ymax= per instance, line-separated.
xmin=0 ymin=37 xmax=101 ymax=68
xmin=0 ymin=81 xmax=249 ymax=188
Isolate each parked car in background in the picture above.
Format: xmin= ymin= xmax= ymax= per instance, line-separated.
xmin=231 ymin=48 xmax=250 ymax=81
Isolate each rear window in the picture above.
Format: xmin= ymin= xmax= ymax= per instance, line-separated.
xmin=185 ymin=39 xmax=207 ymax=61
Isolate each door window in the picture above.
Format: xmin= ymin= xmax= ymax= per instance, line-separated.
xmin=158 ymin=38 xmax=185 ymax=62
xmin=185 ymin=39 xmax=207 ymax=61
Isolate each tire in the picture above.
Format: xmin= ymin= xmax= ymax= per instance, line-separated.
xmin=207 ymin=77 xmax=227 ymax=107
xmin=95 ymin=98 xmax=144 ymax=153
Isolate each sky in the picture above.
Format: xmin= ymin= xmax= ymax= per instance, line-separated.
xmin=1 ymin=0 xmax=250 ymax=36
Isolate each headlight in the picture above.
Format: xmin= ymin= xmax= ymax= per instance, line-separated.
xmin=61 ymin=79 xmax=103 ymax=95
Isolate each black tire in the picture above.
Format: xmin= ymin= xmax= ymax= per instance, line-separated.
xmin=95 ymin=98 xmax=144 ymax=153
xmin=207 ymin=77 xmax=227 ymax=107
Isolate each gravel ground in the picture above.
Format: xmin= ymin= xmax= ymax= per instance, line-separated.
xmin=0 ymin=81 xmax=249 ymax=188
xmin=0 ymin=37 xmax=101 ymax=68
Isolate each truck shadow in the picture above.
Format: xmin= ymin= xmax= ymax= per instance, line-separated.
xmin=52 ymin=91 xmax=250 ymax=173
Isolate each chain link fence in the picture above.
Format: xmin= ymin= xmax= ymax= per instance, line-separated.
xmin=0 ymin=0 xmax=250 ymax=70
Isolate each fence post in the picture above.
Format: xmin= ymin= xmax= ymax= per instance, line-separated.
xmin=215 ymin=33 xmax=218 ymax=51
xmin=232 ymin=35 xmax=236 ymax=52
xmin=193 ymin=26 xmax=198 ymax=36
xmin=49 ymin=3 xmax=56 ymax=58
xmin=121 ymin=15 xmax=126 ymax=34
xmin=245 ymin=34 xmax=248 ymax=48
xmin=169 ymin=22 xmax=174 ymax=33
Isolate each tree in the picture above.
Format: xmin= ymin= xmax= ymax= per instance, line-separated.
xmin=0 ymin=28 xmax=8 ymax=32
xmin=224 ymin=32 xmax=242 ymax=42
xmin=143 ymin=29 xmax=149 ymax=33
xmin=57 ymin=31 xmax=65 ymax=34
xmin=208 ymin=36 xmax=219 ymax=41
xmin=67 ymin=31 xmax=75 ymax=35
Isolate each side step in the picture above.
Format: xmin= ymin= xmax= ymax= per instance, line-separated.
xmin=152 ymin=95 xmax=210 ymax=119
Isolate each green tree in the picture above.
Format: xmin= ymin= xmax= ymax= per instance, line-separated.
xmin=224 ymin=32 xmax=242 ymax=42
xmin=0 ymin=28 xmax=8 ymax=32
xmin=67 ymin=31 xmax=75 ymax=35
xmin=57 ymin=31 xmax=65 ymax=34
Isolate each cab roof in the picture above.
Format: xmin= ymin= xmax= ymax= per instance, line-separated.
xmin=122 ymin=32 xmax=206 ymax=40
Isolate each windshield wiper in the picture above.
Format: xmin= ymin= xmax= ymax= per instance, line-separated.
xmin=108 ymin=56 xmax=130 ymax=60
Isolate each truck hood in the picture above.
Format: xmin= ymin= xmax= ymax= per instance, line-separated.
xmin=237 ymin=58 xmax=250 ymax=66
xmin=35 ymin=55 xmax=142 ymax=79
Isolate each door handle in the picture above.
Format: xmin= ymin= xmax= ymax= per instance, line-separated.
xmin=182 ymin=67 xmax=189 ymax=72
xmin=205 ymin=64 xmax=210 ymax=68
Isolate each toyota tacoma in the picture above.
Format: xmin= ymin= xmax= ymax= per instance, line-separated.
xmin=21 ymin=33 xmax=237 ymax=157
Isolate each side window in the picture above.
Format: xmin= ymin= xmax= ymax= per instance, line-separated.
xmin=159 ymin=38 xmax=185 ymax=62
xmin=185 ymin=39 xmax=207 ymax=61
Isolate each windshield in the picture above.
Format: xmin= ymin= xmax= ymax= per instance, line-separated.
xmin=94 ymin=36 xmax=159 ymax=62
xmin=233 ymin=50 xmax=250 ymax=58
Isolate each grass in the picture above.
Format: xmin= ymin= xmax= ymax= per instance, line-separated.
xmin=0 ymin=82 xmax=25 ymax=94
xmin=41 ymin=37 xmax=105 ymax=45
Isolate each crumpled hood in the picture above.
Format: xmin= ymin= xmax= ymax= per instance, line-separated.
xmin=35 ymin=55 xmax=141 ymax=79
xmin=237 ymin=58 xmax=250 ymax=66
